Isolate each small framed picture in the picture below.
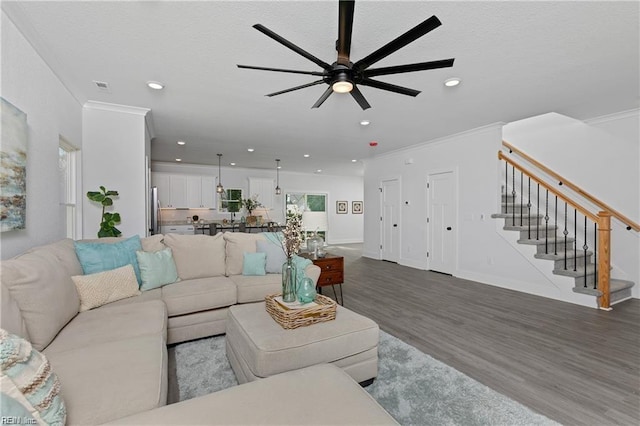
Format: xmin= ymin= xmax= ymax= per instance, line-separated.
xmin=336 ymin=201 xmax=348 ymax=214
xmin=352 ymin=201 xmax=363 ymax=214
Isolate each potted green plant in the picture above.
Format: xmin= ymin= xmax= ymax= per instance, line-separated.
xmin=87 ymin=186 xmax=121 ymax=238
xmin=241 ymin=195 xmax=262 ymax=225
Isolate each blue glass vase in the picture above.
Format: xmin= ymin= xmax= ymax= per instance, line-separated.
xmin=281 ymin=258 xmax=298 ymax=303
xmin=297 ymin=277 xmax=317 ymax=304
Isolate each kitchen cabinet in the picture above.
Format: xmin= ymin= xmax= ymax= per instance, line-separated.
xmin=248 ymin=177 xmax=274 ymax=210
xmin=152 ymin=172 xmax=216 ymax=208
xmin=187 ymin=176 xmax=216 ymax=208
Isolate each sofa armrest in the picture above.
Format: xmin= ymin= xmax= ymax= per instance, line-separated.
xmin=304 ymin=264 xmax=321 ymax=285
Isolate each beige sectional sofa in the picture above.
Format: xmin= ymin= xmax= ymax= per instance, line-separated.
xmin=1 ymin=232 xmax=397 ymax=425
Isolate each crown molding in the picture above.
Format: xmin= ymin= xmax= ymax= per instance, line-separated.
xmin=84 ymin=100 xmax=150 ymax=116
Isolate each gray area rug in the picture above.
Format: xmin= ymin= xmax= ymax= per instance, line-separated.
xmin=171 ymin=331 xmax=558 ymax=425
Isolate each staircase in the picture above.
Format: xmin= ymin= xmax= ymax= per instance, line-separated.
xmin=492 ymin=141 xmax=638 ymax=310
xmin=492 ymin=193 xmax=635 ymax=306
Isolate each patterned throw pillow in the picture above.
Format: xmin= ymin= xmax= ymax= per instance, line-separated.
xmin=74 ymin=235 xmax=143 ymax=284
xmin=0 ymin=329 xmax=67 ymax=425
xmin=71 ymin=264 xmax=141 ymax=312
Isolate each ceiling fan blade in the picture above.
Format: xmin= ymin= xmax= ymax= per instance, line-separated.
xmin=266 ymin=80 xmax=326 ymax=97
xmin=253 ymin=24 xmax=331 ymax=70
xmin=354 ymin=15 xmax=442 ymax=70
xmin=350 ymin=86 xmax=371 ymax=110
xmin=337 ymin=0 xmax=355 ymax=65
xmin=312 ymin=87 xmax=334 ymax=108
xmin=237 ymin=65 xmax=326 ymax=76
xmin=359 ymin=77 xmax=421 ymax=97
xmin=364 ymin=58 xmax=455 ymax=77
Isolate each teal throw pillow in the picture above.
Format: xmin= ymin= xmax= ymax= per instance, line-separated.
xmin=242 ymin=252 xmax=267 ymax=276
xmin=256 ymin=239 xmax=287 ymax=273
xmin=74 ymin=235 xmax=142 ymax=284
xmin=0 ymin=329 xmax=67 ymax=425
xmin=136 ymin=248 xmax=179 ymax=291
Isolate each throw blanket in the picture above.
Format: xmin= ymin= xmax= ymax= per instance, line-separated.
xmin=261 ymin=232 xmax=312 ymax=286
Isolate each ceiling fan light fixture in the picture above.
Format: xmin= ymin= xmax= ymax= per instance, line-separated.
xmin=332 ymin=79 xmax=353 ymax=93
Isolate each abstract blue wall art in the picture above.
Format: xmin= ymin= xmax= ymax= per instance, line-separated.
xmin=1 ymin=97 xmax=28 ymax=232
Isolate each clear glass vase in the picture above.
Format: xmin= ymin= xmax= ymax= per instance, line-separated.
xmin=297 ymin=277 xmax=317 ymax=304
xmin=281 ymin=258 xmax=298 ymax=303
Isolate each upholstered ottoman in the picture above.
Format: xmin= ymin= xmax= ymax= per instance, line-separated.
xmin=226 ymin=302 xmax=379 ymax=385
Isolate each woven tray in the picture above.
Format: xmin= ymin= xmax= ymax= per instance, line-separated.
xmin=265 ymin=293 xmax=337 ymax=329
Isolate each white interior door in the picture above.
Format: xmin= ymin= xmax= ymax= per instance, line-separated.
xmin=428 ymin=171 xmax=456 ymax=274
xmin=381 ymin=179 xmax=400 ymax=262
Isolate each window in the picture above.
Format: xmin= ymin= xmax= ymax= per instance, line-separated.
xmin=218 ymin=188 xmax=242 ymax=213
xmin=58 ymin=137 xmax=78 ymax=239
xmin=285 ymin=192 xmax=328 ymax=241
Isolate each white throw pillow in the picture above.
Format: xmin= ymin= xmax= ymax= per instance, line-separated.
xmin=71 ymin=264 xmax=141 ymax=312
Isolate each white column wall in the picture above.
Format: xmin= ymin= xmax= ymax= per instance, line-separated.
xmin=82 ymin=102 xmax=149 ymax=239
xmin=1 ymin=12 xmax=82 ymax=259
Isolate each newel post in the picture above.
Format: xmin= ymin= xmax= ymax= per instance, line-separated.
xmin=597 ymin=211 xmax=612 ymax=310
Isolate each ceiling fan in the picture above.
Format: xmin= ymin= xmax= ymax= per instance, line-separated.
xmin=237 ymin=0 xmax=455 ymax=110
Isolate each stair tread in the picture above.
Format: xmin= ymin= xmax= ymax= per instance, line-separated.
xmin=534 ymin=250 xmax=593 ymax=260
xmin=492 ymin=213 xmax=544 ymax=219
xmin=554 ymin=264 xmax=598 ymax=277
xmin=504 ymin=225 xmax=558 ymax=231
xmin=572 ymin=279 xmax=635 ymax=297
xmin=517 ymin=237 xmax=575 ymax=245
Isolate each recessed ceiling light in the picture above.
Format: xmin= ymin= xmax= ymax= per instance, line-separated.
xmin=175 ymin=158 xmax=182 ymax=162
xmin=247 ymin=148 xmax=255 ymax=152
xmin=303 ymin=154 xmax=310 ymax=158
xmin=177 ymin=141 xmax=186 ymax=145
xmin=147 ymin=81 xmax=164 ymax=90
xmin=360 ymin=120 xmax=370 ymax=126
xmin=444 ymin=78 xmax=461 ymax=87
xmin=316 ymin=169 xmax=322 ymax=173
xmin=351 ymin=159 xmax=357 ymax=163
xmin=229 ymin=162 xmax=236 ymax=166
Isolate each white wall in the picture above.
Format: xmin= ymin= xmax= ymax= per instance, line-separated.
xmin=1 ymin=12 xmax=82 ymax=259
xmin=152 ymin=162 xmax=364 ymax=244
xmin=504 ymin=111 xmax=640 ymax=299
xmin=82 ymin=102 xmax=150 ymax=239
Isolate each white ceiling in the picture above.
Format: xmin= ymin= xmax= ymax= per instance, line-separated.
xmin=4 ymin=1 xmax=639 ymax=176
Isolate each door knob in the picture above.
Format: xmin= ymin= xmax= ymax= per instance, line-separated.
xmin=446 ymin=227 xmax=452 ymax=230
xmin=393 ymin=224 xmax=398 ymax=227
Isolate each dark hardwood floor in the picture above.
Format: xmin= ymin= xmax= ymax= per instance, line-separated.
xmin=323 ymin=244 xmax=639 ymax=426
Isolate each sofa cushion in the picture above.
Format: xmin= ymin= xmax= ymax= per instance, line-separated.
xmin=223 ymin=232 xmax=266 ymax=276
xmin=229 ymin=274 xmax=282 ymax=303
xmin=0 ymin=329 xmax=67 ymax=425
xmin=256 ymin=239 xmax=287 ymax=273
xmin=71 ymin=264 xmax=141 ymax=312
xmin=1 ymin=239 xmax=81 ymax=351
xmin=74 ymin=235 xmax=143 ymax=283
xmin=242 ymin=252 xmax=266 ymax=276
xmin=163 ymin=234 xmax=226 ymax=279
xmin=45 ymin=335 xmax=167 ymax=425
xmin=103 ymin=364 xmax=397 ymax=425
xmin=161 ymin=277 xmax=236 ymax=317
xmin=136 ymin=248 xmax=179 ymax=291
xmin=43 ymin=300 xmax=167 ymax=355
xmin=141 ymin=234 xmax=166 ymax=252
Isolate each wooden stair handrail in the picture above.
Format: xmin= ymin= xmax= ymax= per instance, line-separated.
xmin=499 ymin=151 xmax=600 ymax=222
xmin=502 ymin=140 xmax=640 ymax=232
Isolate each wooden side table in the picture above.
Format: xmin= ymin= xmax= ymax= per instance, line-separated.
xmin=299 ymin=253 xmax=344 ymax=305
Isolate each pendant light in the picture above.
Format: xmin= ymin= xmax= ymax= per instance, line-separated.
xmin=275 ymin=159 xmax=282 ymax=195
xmin=216 ymin=154 xmax=224 ymax=194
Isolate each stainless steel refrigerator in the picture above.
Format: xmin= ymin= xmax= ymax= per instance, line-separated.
xmin=149 ymin=186 xmax=161 ymax=235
